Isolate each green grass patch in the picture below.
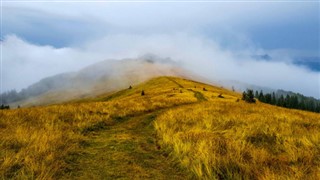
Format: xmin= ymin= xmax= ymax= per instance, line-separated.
xmin=81 ymin=121 xmax=110 ymax=134
xmin=187 ymin=89 xmax=207 ymax=101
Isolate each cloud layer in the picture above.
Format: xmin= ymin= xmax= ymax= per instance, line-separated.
xmin=1 ymin=2 xmax=319 ymax=98
xmin=2 ymin=33 xmax=319 ymax=98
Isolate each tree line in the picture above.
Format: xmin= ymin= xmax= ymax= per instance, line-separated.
xmin=242 ymin=89 xmax=320 ymax=113
xmin=0 ymin=104 xmax=10 ymax=110
xmin=1 ymin=90 xmax=24 ymax=104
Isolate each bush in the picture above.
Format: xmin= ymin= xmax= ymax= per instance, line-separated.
xmin=242 ymin=90 xmax=256 ymax=103
xmin=0 ymin=104 xmax=10 ymax=110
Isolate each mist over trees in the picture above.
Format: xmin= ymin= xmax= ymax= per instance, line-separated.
xmin=1 ymin=90 xmax=23 ymax=104
xmin=255 ymin=90 xmax=320 ymax=113
xmin=0 ymin=87 xmax=43 ymax=104
xmin=1 ymin=73 xmax=73 ymax=105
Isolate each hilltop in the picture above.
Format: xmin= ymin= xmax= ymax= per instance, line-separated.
xmin=0 ymin=76 xmax=319 ymax=179
xmin=3 ymin=58 xmax=197 ymax=107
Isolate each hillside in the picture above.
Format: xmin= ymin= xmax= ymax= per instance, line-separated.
xmin=3 ymin=58 xmax=195 ymax=107
xmin=0 ymin=76 xmax=319 ymax=179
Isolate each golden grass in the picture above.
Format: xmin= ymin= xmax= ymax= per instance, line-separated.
xmin=155 ymin=98 xmax=320 ymax=179
xmin=1 ymin=76 xmax=319 ymax=179
xmin=0 ymin=77 xmax=197 ymax=179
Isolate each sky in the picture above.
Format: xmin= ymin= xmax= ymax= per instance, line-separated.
xmin=1 ymin=1 xmax=320 ymax=98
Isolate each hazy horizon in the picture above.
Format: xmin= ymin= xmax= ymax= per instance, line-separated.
xmin=1 ymin=1 xmax=319 ymax=98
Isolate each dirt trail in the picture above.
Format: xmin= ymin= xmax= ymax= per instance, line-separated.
xmin=166 ymin=77 xmax=207 ymax=101
xmin=61 ymin=111 xmax=190 ymax=180
xmin=59 ymin=78 xmax=207 ymax=179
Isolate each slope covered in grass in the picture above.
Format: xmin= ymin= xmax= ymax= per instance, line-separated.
xmin=7 ymin=59 xmax=193 ymax=107
xmin=1 ymin=76 xmax=319 ymax=179
xmin=155 ymin=100 xmax=320 ymax=179
xmin=0 ymin=77 xmax=197 ymax=179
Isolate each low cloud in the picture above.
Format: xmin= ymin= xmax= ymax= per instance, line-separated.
xmin=1 ymin=33 xmax=319 ymax=98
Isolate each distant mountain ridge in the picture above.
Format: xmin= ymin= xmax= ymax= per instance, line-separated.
xmin=1 ymin=55 xmax=319 ymax=108
xmin=1 ymin=57 xmax=195 ymax=107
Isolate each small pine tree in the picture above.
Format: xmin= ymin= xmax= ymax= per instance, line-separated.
xmin=278 ymin=95 xmax=285 ymax=106
xmin=259 ymin=90 xmax=265 ymax=102
xmin=242 ymin=89 xmax=256 ymax=103
xmin=265 ymin=93 xmax=272 ymax=104
xmin=247 ymin=89 xmax=256 ymax=103
xmin=271 ymin=92 xmax=276 ymax=105
xmin=141 ymin=90 xmax=145 ymax=96
xmin=242 ymin=91 xmax=247 ymax=100
xmin=255 ymin=91 xmax=259 ymax=98
xmin=291 ymin=96 xmax=299 ymax=108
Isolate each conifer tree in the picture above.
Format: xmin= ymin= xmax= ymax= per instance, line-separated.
xmin=242 ymin=89 xmax=256 ymax=103
xmin=265 ymin=93 xmax=272 ymax=104
xmin=242 ymin=91 xmax=247 ymax=100
xmin=259 ymin=90 xmax=265 ymax=102
xmin=271 ymin=92 xmax=276 ymax=105
xmin=255 ymin=90 xmax=259 ymax=98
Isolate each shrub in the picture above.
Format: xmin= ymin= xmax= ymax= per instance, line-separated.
xmin=242 ymin=89 xmax=256 ymax=103
xmin=0 ymin=104 xmax=10 ymax=110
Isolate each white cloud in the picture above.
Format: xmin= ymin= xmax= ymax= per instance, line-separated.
xmin=1 ymin=2 xmax=319 ymax=98
xmin=1 ymin=35 xmax=103 ymax=91
xmin=1 ymin=33 xmax=319 ymax=98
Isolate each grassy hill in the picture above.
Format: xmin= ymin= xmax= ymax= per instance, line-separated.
xmin=5 ymin=58 xmax=194 ymax=107
xmin=0 ymin=76 xmax=319 ymax=179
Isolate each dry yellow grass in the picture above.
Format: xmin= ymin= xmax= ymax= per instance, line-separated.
xmin=1 ymin=76 xmax=319 ymax=179
xmin=0 ymin=77 xmax=197 ymax=179
xmin=155 ymin=94 xmax=320 ymax=179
